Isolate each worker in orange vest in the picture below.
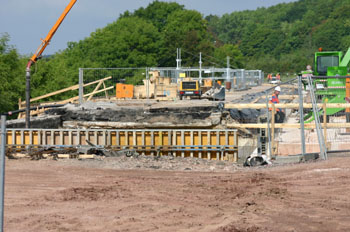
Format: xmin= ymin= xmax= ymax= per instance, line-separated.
xmin=269 ymin=86 xmax=285 ymax=123
xmin=267 ymin=73 xmax=272 ymax=81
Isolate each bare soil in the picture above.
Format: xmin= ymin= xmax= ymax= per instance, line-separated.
xmin=4 ymin=156 xmax=350 ymax=232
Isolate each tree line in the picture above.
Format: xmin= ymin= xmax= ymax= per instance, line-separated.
xmin=1 ymin=0 xmax=350 ymax=112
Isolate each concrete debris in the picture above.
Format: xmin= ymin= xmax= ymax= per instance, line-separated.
xmin=71 ymin=155 xmax=242 ymax=172
xmin=202 ymin=83 xmax=225 ymax=101
xmin=7 ymin=115 xmax=62 ymax=128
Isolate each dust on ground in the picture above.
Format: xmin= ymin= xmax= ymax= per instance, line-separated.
xmin=4 ymin=156 xmax=350 ymax=232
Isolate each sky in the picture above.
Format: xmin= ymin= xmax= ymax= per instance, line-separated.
xmin=0 ymin=0 xmax=297 ymax=55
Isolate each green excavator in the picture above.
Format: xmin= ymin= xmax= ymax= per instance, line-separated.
xmin=303 ymin=47 xmax=350 ymax=123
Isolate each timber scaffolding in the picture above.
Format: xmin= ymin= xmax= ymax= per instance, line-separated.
xmin=226 ymin=101 xmax=350 ymax=157
xmin=18 ymin=76 xmax=113 ymax=118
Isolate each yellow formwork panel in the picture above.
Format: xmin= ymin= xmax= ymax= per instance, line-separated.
xmin=6 ymin=129 xmax=238 ymax=161
xmin=7 ymin=131 xmax=13 ymax=145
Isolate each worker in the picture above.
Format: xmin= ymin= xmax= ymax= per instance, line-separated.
xmin=302 ymin=65 xmax=313 ymax=77
xmin=276 ymin=73 xmax=281 ymax=80
xmin=269 ymin=86 xmax=285 ymax=123
xmin=267 ymin=73 xmax=272 ymax=81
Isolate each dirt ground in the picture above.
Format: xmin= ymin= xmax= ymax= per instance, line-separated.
xmin=3 ymin=156 xmax=350 ymax=232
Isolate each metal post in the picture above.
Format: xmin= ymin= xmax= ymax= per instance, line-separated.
xmin=25 ymin=68 xmax=31 ymax=128
xmin=146 ymin=67 xmax=149 ymax=101
xmin=242 ymin=69 xmax=246 ymax=89
xmin=298 ymin=75 xmax=306 ymax=156
xmin=176 ymin=48 xmax=182 ymax=70
xmin=176 ymin=48 xmax=182 ymax=83
xmin=0 ymin=115 xmax=6 ymax=232
xmin=323 ymin=103 xmax=327 ymax=148
xmin=271 ymin=104 xmax=276 ymax=156
xmin=179 ymin=48 xmax=181 ymax=69
xmin=199 ymin=52 xmax=202 ymax=84
xmin=307 ymin=75 xmax=327 ymax=160
xmin=265 ymin=91 xmax=272 ymax=160
xmin=79 ymin=68 xmax=83 ymax=105
xmin=226 ymin=56 xmax=230 ymax=81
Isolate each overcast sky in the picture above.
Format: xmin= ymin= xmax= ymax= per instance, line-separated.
xmin=0 ymin=0 xmax=297 ymax=55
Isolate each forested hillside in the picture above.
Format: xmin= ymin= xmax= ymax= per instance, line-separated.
xmin=1 ymin=0 xmax=350 ymax=112
xmin=207 ymin=0 xmax=350 ymax=72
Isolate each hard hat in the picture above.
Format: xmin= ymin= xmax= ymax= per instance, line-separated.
xmin=275 ymin=86 xmax=281 ymax=92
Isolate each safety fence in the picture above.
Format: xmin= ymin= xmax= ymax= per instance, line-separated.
xmin=78 ymin=67 xmax=264 ymax=104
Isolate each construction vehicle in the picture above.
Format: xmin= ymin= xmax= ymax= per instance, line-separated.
xmin=25 ymin=0 xmax=77 ymax=128
xmin=178 ymin=79 xmax=201 ymax=100
xmin=303 ymin=47 xmax=350 ymax=123
xmin=269 ymin=76 xmax=281 ymax=85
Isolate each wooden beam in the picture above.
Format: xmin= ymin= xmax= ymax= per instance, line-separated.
xmin=227 ymin=122 xmax=350 ymax=129
xmin=27 ymin=84 xmax=79 ymax=104
xmin=225 ymin=103 xmax=350 ymax=109
xmin=87 ymin=79 xmax=104 ymax=101
xmin=83 ymin=76 xmax=112 ymax=88
xmin=21 ymin=76 xmax=112 ymax=105
xmin=83 ymin=86 xmax=114 ymax=98
xmin=261 ymin=95 xmax=299 ymax=100
xmin=250 ymin=95 xmax=298 ymax=104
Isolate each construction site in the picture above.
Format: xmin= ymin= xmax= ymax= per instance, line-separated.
xmin=2 ymin=1 xmax=350 ymax=232
xmin=3 ymin=63 xmax=350 ymax=231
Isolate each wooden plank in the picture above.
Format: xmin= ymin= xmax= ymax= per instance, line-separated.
xmin=102 ymin=81 xmax=109 ymax=98
xmin=83 ymin=76 xmax=112 ymax=88
xmin=12 ymin=153 xmax=28 ymax=158
xmin=57 ymin=154 xmax=70 ymax=159
xmin=26 ymin=84 xmax=79 ymax=104
xmin=78 ymin=154 xmax=95 ymax=159
xmin=87 ymin=79 xmax=104 ymax=101
xmin=259 ymin=95 xmax=299 ymax=100
xmin=21 ymin=76 xmax=112 ymax=105
xmin=227 ymin=122 xmax=350 ymax=129
xmin=83 ymin=86 xmax=114 ymax=98
xmin=225 ymin=103 xmax=350 ymax=109
xmin=37 ymin=85 xmax=114 ymax=108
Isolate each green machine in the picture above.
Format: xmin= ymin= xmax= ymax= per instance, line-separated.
xmin=303 ymin=47 xmax=350 ymax=123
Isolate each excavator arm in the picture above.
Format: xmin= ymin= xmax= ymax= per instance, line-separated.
xmin=27 ymin=0 xmax=77 ymax=68
xmin=340 ymin=47 xmax=350 ymax=67
xmin=25 ymin=0 xmax=77 ymax=128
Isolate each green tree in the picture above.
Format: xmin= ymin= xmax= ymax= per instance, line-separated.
xmin=214 ymin=44 xmax=244 ymax=68
xmin=160 ymin=10 xmax=214 ymax=66
xmin=0 ymin=33 xmax=25 ymax=112
xmin=127 ymin=1 xmax=184 ymax=31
